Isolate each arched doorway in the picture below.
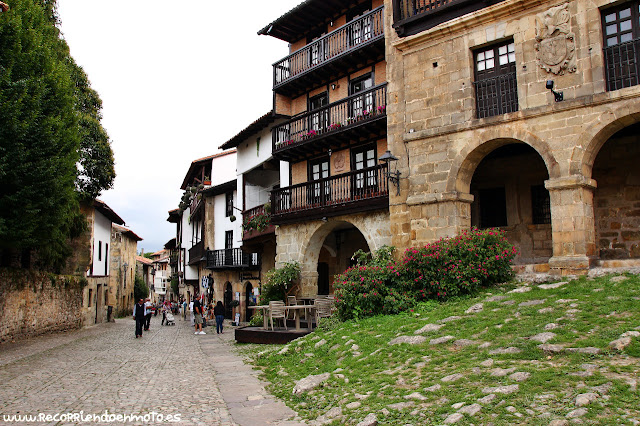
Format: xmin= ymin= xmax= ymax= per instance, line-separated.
xmin=593 ymin=122 xmax=640 ymax=260
xmin=469 ymin=143 xmax=552 ymax=264
xmin=244 ymin=282 xmax=253 ymax=322
xmin=224 ymin=282 xmax=233 ymax=319
xmin=315 ymin=222 xmax=370 ymax=295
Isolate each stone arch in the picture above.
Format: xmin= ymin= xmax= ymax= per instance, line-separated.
xmin=570 ymin=103 xmax=640 ymax=178
xmin=450 ymin=128 xmax=559 ymax=194
xmin=294 ymin=213 xmax=391 ymax=295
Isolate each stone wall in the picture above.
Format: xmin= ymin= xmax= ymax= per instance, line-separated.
xmin=275 ymin=210 xmax=391 ymax=296
xmin=384 ymin=0 xmax=640 ymax=274
xmin=0 ymin=269 xmax=83 ymax=343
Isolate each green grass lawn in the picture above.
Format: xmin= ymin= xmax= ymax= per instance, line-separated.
xmin=237 ymin=273 xmax=640 ymax=425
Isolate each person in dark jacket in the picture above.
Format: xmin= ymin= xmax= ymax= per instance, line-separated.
xmin=133 ymin=298 xmax=146 ymax=338
xmin=214 ymin=301 xmax=225 ymax=334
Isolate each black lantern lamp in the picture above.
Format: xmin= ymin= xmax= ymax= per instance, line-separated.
xmin=378 ymin=150 xmax=401 ymax=195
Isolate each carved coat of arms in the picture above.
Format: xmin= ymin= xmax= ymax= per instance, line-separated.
xmin=534 ymin=3 xmax=576 ymax=75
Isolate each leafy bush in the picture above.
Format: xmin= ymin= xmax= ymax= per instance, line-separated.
xmin=334 ymin=246 xmax=410 ymax=320
xmin=334 ymin=229 xmax=517 ymax=320
xmin=134 ymin=275 xmax=149 ymax=301
xmin=248 ymin=313 xmax=263 ymax=327
xmin=402 ymin=228 xmax=517 ymax=300
xmin=260 ymin=262 xmax=300 ymax=304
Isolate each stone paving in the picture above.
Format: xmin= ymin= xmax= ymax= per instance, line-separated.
xmin=0 ymin=317 xmax=303 ymax=426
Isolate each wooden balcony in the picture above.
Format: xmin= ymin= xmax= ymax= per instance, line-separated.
xmin=604 ymin=38 xmax=640 ymax=92
xmin=188 ymin=241 xmax=204 ymax=266
xmin=272 ymin=84 xmax=387 ymax=162
xmin=270 ymin=164 xmax=389 ymax=225
xmin=392 ymin=0 xmax=505 ymax=37
xmin=273 ymin=7 xmax=385 ymax=98
xmin=206 ymin=248 xmax=261 ymax=270
xmin=242 ymin=204 xmax=275 ymax=242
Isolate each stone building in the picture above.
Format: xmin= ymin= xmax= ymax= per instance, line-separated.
xmin=80 ymin=200 xmax=124 ymax=325
xmin=110 ymin=224 xmax=142 ymax=317
xmin=260 ymin=0 xmax=393 ymax=296
xmin=384 ymin=0 xmax=640 ymax=274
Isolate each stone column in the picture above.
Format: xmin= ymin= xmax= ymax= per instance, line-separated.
xmin=404 ymin=192 xmax=474 ymax=247
xmin=545 ymin=175 xmax=597 ymax=275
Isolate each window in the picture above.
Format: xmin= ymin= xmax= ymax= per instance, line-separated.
xmin=225 ymin=192 xmax=234 ymax=217
xmin=348 ymin=1 xmax=373 ymax=46
xmin=225 ymin=231 xmax=233 ymax=249
xmin=308 ymin=157 xmax=330 ymax=204
xmin=531 ymin=185 xmax=551 ymax=225
xmin=309 ymin=93 xmax=329 ymax=131
xmin=88 ymin=289 xmax=93 ymax=307
xmin=98 ymin=241 xmax=102 ymax=261
xmin=602 ymin=1 xmax=640 ymax=90
xmin=351 ymin=145 xmax=378 ymax=193
xmin=350 ymin=73 xmax=375 ymax=117
xmin=478 ymin=187 xmax=508 ymax=228
xmin=104 ymin=243 xmax=109 ymax=275
xmin=473 ymin=40 xmax=518 ymax=118
xmin=307 ymin=27 xmax=327 ymax=66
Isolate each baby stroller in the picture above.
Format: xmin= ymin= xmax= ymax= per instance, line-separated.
xmin=164 ymin=311 xmax=176 ymax=326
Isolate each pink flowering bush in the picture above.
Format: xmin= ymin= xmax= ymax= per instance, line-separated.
xmin=402 ymin=228 xmax=517 ymax=300
xmin=334 ymin=229 xmax=517 ymax=320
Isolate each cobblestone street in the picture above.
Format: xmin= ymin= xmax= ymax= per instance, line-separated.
xmin=0 ymin=318 xmax=301 ymax=426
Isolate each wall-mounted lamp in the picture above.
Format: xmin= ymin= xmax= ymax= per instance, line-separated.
xmin=546 ymin=80 xmax=563 ymax=102
xmin=378 ymin=150 xmax=401 ymax=196
xmin=331 ymin=83 xmax=339 ymax=90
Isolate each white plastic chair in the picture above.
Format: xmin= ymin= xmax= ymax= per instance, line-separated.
xmin=269 ymin=301 xmax=287 ymax=330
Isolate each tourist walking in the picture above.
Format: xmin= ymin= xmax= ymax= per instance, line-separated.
xmin=189 ymin=298 xmax=194 ymax=325
xmin=144 ymin=298 xmax=152 ymax=331
xmin=214 ymin=301 xmax=225 ymax=334
xmin=182 ymin=300 xmax=187 ymax=321
xmin=133 ymin=298 xmax=145 ymax=338
xmin=193 ymin=296 xmax=205 ymax=335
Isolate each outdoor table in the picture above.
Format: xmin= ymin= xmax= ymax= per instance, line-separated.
xmin=248 ymin=305 xmax=270 ymax=329
xmin=285 ymin=305 xmax=316 ymax=331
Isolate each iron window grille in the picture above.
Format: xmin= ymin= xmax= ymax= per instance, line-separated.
xmin=531 ymin=184 xmax=552 ymax=225
xmin=473 ymin=41 xmax=518 ymax=118
xmin=602 ymin=1 xmax=640 ymax=91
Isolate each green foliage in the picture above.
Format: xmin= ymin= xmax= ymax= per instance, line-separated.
xmin=334 ymin=230 xmax=517 ymax=321
xmin=248 ymin=313 xmax=263 ymax=327
xmin=402 ymin=228 xmax=517 ymax=300
xmin=170 ymin=277 xmax=179 ymax=296
xmin=261 ymin=262 xmax=300 ymax=304
xmin=334 ymin=246 xmax=411 ymax=320
xmin=134 ymin=275 xmax=149 ymax=301
xmin=242 ymin=203 xmax=271 ymax=233
xmin=0 ymin=0 xmax=114 ymax=270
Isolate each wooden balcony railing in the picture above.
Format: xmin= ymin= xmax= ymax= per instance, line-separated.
xmin=206 ymin=248 xmax=261 ymax=269
xmin=273 ymin=6 xmax=384 ymax=88
xmin=271 ymin=164 xmax=389 ymax=224
xmin=188 ymin=241 xmax=204 ymax=265
xmin=273 ymin=83 xmax=387 ymax=155
xmin=392 ymin=0 xmax=504 ymax=37
xmin=242 ymin=204 xmax=275 ymax=240
xmin=604 ymin=39 xmax=640 ymax=92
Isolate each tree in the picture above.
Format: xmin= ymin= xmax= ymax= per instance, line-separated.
xmin=134 ymin=275 xmax=149 ymax=302
xmin=0 ymin=0 xmax=114 ymax=270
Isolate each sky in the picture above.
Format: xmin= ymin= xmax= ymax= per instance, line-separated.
xmin=56 ymin=0 xmax=302 ymax=253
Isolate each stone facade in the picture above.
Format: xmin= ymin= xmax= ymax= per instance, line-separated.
xmin=275 ymin=210 xmax=392 ymax=296
xmin=109 ymin=226 xmax=140 ymax=317
xmin=0 ymin=269 xmax=83 ymax=343
xmin=384 ymin=0 xmax=640 ymax=274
